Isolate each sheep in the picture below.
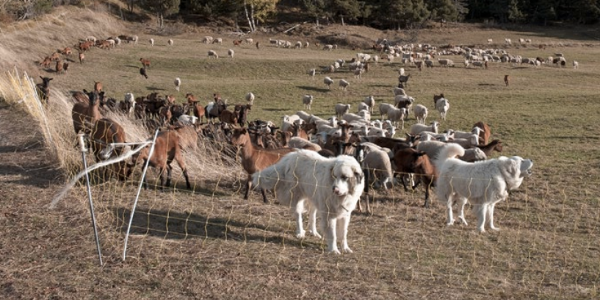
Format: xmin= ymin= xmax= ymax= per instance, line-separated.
xmin=72 ymin=90 xmax=103 ymax=134
xmin=167 ymin=39 xmax=173 ymax=46
xmin=413 ymin=104 xmax=428 ymax=124
xmin=245 ymin=38 xmax=254 ymax=44
xmin=302 ymin=94 xmax=314 ymax=110
xmin=212 ymin=38 xmax=223 ymax=44
xmin=338 ymin=79 xmax=349 ymax=91
xmin=246 ymin=92 xmax=255 ymax=105
xmin=449 ymin=134 xmax=479 ymax=149
xmin=362 ymin=146 xmax=393 ymax=190
xmin=394 ymin=95 xmax=414 ymax=110
xmin=410 ymin=121 xmax=439 ymax=136
xmin=308 ymin=68 xmax=316 ymax=78
xmin=487 ymin=38 xmax=493 ymax=44
xmin=398 ymin=68 xmax=405 ymax=76
xmin=174 ymin=77 xmax=181 ymax=91
xmin=202 ymin=36 xmax=214 ymax=44
xmin=36 ymin=76 xmax=52 ymax=105
xmin=394 ymin=87 xmax=407 ymax=97
xmin=459 ymin=148 xmax=487 ymax=162
xmin=323 ymin=44 xmax=334 ymax=51
xmin=230 ymin=127 xmax=296 ymax=202
xmin=438 ymin=58 xmax=454 ymax=67
xmin=132 ymin=129 xmax=193 ymax=189
xmin=123 ymin=92 xmax=135 ymax=116
xmin=335 ymin=103 xmax=351 ymax=118
xmin=433 ymin=93 xmax=445 ymax=106
xmin=208 ymin=50 xmax=219 ymax=59
xmin=435 ymin=98 xmax=450 ymax=121
xmin=386 ymin=106 xmax=408 ymax=129
xmin=228 ymin=49 xmax=234 ymax=58
xmin=362 ymin=95 xmax=375 ymax=113
xmin=573 ymin=61 xmax=579 ymax=69
xmin=324 ymin=76 xmax=334 ymax=89
xmin=358 ymin=102 xmax=369 ymax=113
xmin=358 ymin=110 xmax=371 ymax=122
xmin=378 ymin=103 xmax=395 ymax=119
xmin=149 ymin=38 xmax=154 ymax=46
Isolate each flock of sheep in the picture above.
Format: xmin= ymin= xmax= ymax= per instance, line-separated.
xmin=34 ymin=29 xmax=545 ymax=246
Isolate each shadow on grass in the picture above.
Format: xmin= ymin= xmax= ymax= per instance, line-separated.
xmin=112 ymin=206 xmax=318 ymax=249
xmin=146 ymin=86 xmax=166 ymax=91
xmin=297 ymin=85 xmax=330 ymax=93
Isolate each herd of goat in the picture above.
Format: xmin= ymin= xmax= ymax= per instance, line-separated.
xmin=33 ymin=31 xmax=538 ymax=215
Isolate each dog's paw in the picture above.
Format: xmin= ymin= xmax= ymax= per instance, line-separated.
xmin=459 ymin=217 xmax=468 ymax=225
xmin=309 ymin=230 xmax=322 ymax=239
xmin=296 ymin=230 xmax=306 ymax=239
xmin=490 ymin=226 xmax=500 ymax=231
xmin=327 ymin=247 xmax=341 ymax=254
xmin=342 ymin=247 xmax=353 ymax=254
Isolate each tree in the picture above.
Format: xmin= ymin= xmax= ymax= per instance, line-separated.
xmin=145 ymin=0 xmax=180 ymax=28
xmin=507 ymin=0 xmax=525 ymax=22
xmin=427 ymin=0 xmax=459 ymax=22
xmin=243 ymin=0 xmax=279 ymax=32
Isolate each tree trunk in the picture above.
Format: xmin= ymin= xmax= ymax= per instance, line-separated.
xmin=244 ymin=0 xmax=254 ymax=32
xmin=250 ymin=3 xmax=256 ymax=32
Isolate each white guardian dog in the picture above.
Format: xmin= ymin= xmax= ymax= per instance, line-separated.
xmin=435 ymin=144 xmax=533 ymax=232
xmin=252 ymin=150 xmax=364 ymax=254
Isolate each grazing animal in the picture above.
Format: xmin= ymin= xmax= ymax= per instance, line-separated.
xmin=174 ymin=77 xmax=181 ymax=91
xmin=228 ymin=49 xmax=234 ymax=58
xmin=435 ymin=144 xmax=534 ymax=232
xmin=55 ymin=60 xmax=64 ymax=74
xmin=149 ymin=38 xmax=154 ymax=46
xmin=78 ymin=52 xmax=85 ymax=64
xmin=36 ymin=76 xmax=53 ymax=105
xmin=139 ymin=67 xmax=148 ymax=79
xmin=132 ymin=129 xmax=193 ymax=189
xmin=72 ymin=90 xmax=103 ymax=134
xmin=93 ymin=81 xmax=102 ymax=93
xmin=62 ymin=62 xmax=69 ymax=73
xmin=90 ymin=118 xmax=131 ymax=181
xmin=230 ymin=127 xmax=296 ymax=202
xmin=140 ymin=58 xmax=150 ymax=68
xmin=208 ymin=50 xmax=218 ymax=59
xmin=302 ymin=94 xmax=314 ymax=110
xmin=324 ymin=76 xmax=334 ymax=89
xmin=504 ymin=75 xmax=509 ymax=86
xmin=252 ymin=150 xmax=364 ymax=254
xmin=168 ymin=39 xmax=174 ymax=46
xmin=393 ymin=147 xmax=438 ymax=207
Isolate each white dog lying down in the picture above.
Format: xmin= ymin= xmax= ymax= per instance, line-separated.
xmin=435 ymin=144 xmax=533 ymax=232
xmin=252 ymin=150 xmax=364 ymax=254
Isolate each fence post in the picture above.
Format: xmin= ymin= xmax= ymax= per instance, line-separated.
xmin=122 ymin=129 xmax=160 ymax=261
xmin=78 ymin=133 xmax=103 ymax=266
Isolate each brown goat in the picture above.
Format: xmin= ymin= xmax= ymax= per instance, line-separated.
xmin=219 ymin=109 xmax=238 ymax=126
xmin=473 ymin=121 xmax=491 ymax=145
xmin=230 ymin=127 xmax=296 ymax=202
xmin=72 ymin=90 xmax=103 ymax=134
xmin=40 ymin=57 xmax=52 ymax=68
xmin=94 ymin=81 xmax=102 ymax=93
xmin=392 ymin=148 xmax=438 ymax=207
xmin=476 ymin=139 xmax=503 ymax=157
xmin=132 ymin=130 xmax=192 ymax=189
xmin=55 ymin=60 xmax=64 ymax=74
xmin=90 ymin=118 xmax=131 ymax=181
xmin=140 ymin=58 xmax=151 ymax=68
xmin=36 ymin=76 xmax=52 ymax=105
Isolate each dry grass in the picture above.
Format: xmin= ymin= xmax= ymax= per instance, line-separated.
xmin=1 ymin=6 xmax=600 ymax=299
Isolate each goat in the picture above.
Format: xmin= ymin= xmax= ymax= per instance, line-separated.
xmin=72 ymin=90 xmax=103 ymax=134
xmin=132 ymin=129 xmax=193 ymax=189
xmin=140 ymin=58 xmax=151 ymax=68
xmin=36 ymin=76 xmax=53 ymax=105
xmin=476 ymin=139 xmax=503 ymax=157
xmin=473 ymin=121 xmax=491 ymax=144
xmin=230 ymin=127 xmax=296 ymax=202
xmin=392 ymin=148 xmax=438 ymax=207
xmin=90 ymin=118 xmax=131 ymax=181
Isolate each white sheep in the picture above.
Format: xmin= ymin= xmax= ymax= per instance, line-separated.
xmin=335 ymin=103 xmax=351 ymax=118
xmin=378 ymin=103 xmax=395 ymax=119
xmin=338 ymin=79 xmax=349 ymax=91
xmin=246 ymin=92 xmax=255 ymax=104
xmin=449 ymin=134 xmax=479 ymax=149
xmin=386 ymin=106 xmax=407 ymax=129
xmin=295 ymin=111 xmax=312 ymax=122
xmin=435 ymin=98 xmax=450 ymax=121
xmin=323 ymin=44 xmax=334 ymax=51
xmin=573 ymin=61 xmax=579 ymax=69
xmin=228 ymin=49 xmax=235 ymax=58
xmin=124 ymin=92 xmax=135 ymax=116
xmin=393 ymin=87 xmax=407 ymax=96
xmin=302 ymin=94 xmax=314 ymax=110
xmin=438 ymin=58 xmax=454 ymax=67
xmin=308 ymin=68 xmax=316 ymax=78
xmin=358 ymin=110 xmax=371 ymax=122
xmin=149 ymin=38 xmax=154 ymax=46
xmin=202 ymin=36 xmax=214 ymax=44
xmin=398 ymin=68 xmax=405 ymax=76
xmin=287 ymin=137 xmax=322 ymax=152
xmin=410 ymin=121 xmax=439 ymax=135
xmin=168 ymin=39 xmax=174 ymax=46
xmin=174 ymin=77 xmax=181 ymax=91
xmin=413 ymin=104 xmax=428 ymax=124
xmin=362 ymin=95 xmax=375 ymax=113
xmin=208 ymin=50 xmax=218 ymax=59
xmin=358 ymin=102 xmax=369 ymax=113
xmin=324 ymin=76 xmax=334 ymax=89
xmin=362 ymin=146 xmax=394 ymax=190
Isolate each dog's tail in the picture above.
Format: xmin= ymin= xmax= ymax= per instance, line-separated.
xmin=434 ymin=143 xmax=465 ymax=170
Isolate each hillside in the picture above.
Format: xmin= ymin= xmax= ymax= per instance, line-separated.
xmin=1 ymin=5 xmax=600 ymax=299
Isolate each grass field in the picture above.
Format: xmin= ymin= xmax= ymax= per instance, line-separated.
xmin=1 ymin=6 xmax=600 ymax=299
